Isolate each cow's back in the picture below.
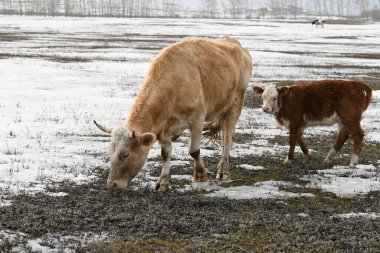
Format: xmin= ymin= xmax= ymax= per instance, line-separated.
xmin=146 ymin=37 xmax=252 ymax=119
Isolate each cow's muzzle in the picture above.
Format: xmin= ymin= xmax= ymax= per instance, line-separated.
xmin=107 ymin=178 xmax=129 ymax=190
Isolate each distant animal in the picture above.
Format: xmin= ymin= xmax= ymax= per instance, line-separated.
xmin=312 ymin=19 xmax=325 ymax=27
xmin=253 ymin=80 xmax=372 ymax=168
xmin=94 ymin=36 xmax=252 ymax=191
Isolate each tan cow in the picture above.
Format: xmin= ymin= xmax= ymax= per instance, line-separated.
xmin=94 ymin=36 xmax=252 ymax=191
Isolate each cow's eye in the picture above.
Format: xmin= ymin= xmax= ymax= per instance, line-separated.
xmin=272 ymin=98 xmax=277 ymax=102
xmin=119 ymin=153 xmax=130 ymax=161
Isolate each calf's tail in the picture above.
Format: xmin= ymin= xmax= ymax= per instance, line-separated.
xmin=362 ymin=84 xmax=372 ymax=112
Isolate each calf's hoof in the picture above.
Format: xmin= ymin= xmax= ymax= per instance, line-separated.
xmin=216 ymin=173 xmax=230 ymax=180
xmin=155 ymin=183 xmax=169 ymax=192
xmin=322 ymin=159 xmax=332 ymax=167
xmin=349 ymin=162 xmax=357 ymax=169
xmin=282 ymin=157 xmax=291 ymax=166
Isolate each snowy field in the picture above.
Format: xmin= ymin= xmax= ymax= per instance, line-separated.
xmin=0 ymin=16 xmax=380 ymax=251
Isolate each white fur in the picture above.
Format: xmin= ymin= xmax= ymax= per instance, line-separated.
xmin=304 ymin=112 xmax=341 ymax=127
xmin=350 ymin=154 xmax=359 ymax=168
xmin=262 ymin=85 xmax=279 ymax=114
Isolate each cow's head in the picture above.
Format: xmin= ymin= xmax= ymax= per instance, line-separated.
xmin=253 ymin=85 xmax=288 ymax=114
xmin=94 ymin=120 xmax=156 ymax=190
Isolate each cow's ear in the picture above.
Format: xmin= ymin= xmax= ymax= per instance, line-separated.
xmin=279 ymin=87 xmax=289 ymax=95
xmin=140 ymin=133 xmax=156 ymax=146
xmin=253 ymin=86 xmax=264 ymax=94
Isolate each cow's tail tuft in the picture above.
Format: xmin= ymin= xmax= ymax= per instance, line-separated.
xmin=202 ymin=121 xmax=223 ymax=146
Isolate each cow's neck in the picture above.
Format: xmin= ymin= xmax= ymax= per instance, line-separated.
xmin=125 ymin=83 xmax=164 ymax=135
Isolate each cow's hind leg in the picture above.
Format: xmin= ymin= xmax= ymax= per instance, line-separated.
xmin=190 ymin=119 xmax=209 ymax=182
xmin=216 ymin=101 xmax=244 ymax=180
xmin=323 ymin=124 xmax=349 ymax=165
xmin=155 ymin=142 xmax=172 ymax=192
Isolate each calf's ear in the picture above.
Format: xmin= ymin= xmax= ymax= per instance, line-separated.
xmin=140 ymin=133 xmax=156 ymax=146
xmin=279 ymin=87 xmax=289 ymax=95
xmin=253 ymin=86 xmax=264 ymax=94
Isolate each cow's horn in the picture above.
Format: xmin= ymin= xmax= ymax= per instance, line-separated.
xmin=93 ymin=120 xmax=113 ymax=133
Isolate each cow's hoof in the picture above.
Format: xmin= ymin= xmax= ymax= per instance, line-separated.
xmin=193 ymin=173 xmax=209 ymax=182
xmin=349 ymin=163 xmax=357 ymax=169
xmin=156 ymin=184 xmax=169 ymax=192
xmin=216 ymin=173 xmax=230 ymax=180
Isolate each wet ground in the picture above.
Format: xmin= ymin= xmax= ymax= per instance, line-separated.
xmin=1 ymin=95 xmax=380 ymax=252
xmin=1 ymin=152 xmax=380 ymax=252
xmin=1 ymin=17 xmax=380 ymax=252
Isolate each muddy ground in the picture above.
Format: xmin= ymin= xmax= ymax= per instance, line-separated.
xmin=1 ymin=18 xmax=380 ymax=252
xmin=1 ymin=84 xmax=380 ymax=252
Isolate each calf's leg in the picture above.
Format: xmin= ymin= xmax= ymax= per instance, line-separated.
xmin=155 ymin=142 xmax=172 ymax=191
xmin=347 ymin=124 xmax=364 ymax=168
xmin=323 ymin=125 xmax=349 ymax=165
xmin=284 ymin=126 xmax=301 ymax=165
xmin=298 ymin=132 xmax=311 ymax=159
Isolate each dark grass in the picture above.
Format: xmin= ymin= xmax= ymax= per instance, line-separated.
xmin=1 ymin=25 xmax=380 ymax=251
xmin=1 ymin=127 xmax=380 ymax=252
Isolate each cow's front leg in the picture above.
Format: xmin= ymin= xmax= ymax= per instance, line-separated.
xmin=155 ymin=142 xmax=172 ymax=192
xmin=284 ymin=127 xmax=300 ymax=165
xmin=190 ymin=121 xmax=209 ymax=182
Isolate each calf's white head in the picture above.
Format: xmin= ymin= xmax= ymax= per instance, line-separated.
xmin=253 ymin=85 xmax=288 ymax=114
xmin=253 ymin=85 xmax=279 ymax=114
xmin=94 ymin=120 xmax=156 ymax=190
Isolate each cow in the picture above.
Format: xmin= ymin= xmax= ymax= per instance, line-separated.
xmin=253 ymin=80 xmax=372 ymax=168
xmin=312 ymin=19 xmax=325 ymax=27
xmin=94 ymin=36 xmax=252 ymax=191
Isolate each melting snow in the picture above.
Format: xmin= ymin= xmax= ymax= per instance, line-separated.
xmin=305 ymin=164 xmax=380 ymax=197
xmin=206 ymin=181 xmax=315 ymax=200
xmin=333 ymin=213 xmax=380 ymax=219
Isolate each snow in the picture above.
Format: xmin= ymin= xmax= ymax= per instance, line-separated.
xmin=0 ymin=16 xmax=379 ymax=202
xmin=0 ymin=15 xmax=380 ymax=253
xmin=305 ymin=164 xmax=380 ymax=197
xmin=1 ymin=230 xmax=110 ymax=253
xmin=238 ymin=164 xmax=266 ymax=171
xmin=206 ymin=181 xmax=315 ymax=200
xmin=333 ymin=213 xmax=380 ymax=219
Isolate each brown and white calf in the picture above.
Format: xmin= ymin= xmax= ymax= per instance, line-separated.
xmin=94 ymin=36 xmax=252 ymax=191
xmin=253 ymin=80 xmax=372 ymax=168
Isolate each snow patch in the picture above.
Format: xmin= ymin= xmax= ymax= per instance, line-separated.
xmin=206 ymin=181 xmax=315 ymax=200
xmin=305 ymin=164 xmax=380 ymax=197
xmin=238 ymin=164 xmax=266 ymax=171
xmin=333 ymin=213 xmax=380 ymax=219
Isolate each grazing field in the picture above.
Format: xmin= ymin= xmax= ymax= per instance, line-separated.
xmin=0 ymin=16 xmax=380 ymax=252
